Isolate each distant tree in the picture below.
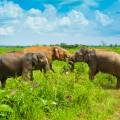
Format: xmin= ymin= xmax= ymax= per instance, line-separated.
xmin=74 ymin=44 xmax=79 ymax=47
xmin=101 ymin=41 xmax=106 ymax=46
xmin=60 ymin=43 xmax=67 ymax=47
xmin=109 ymin=44 xmax=113 ymax=47
xmin=114 ymin=44 xmax=118 ymax=47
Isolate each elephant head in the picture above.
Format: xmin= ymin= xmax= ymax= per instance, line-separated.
xmin=52 ymin=46 xmax=71 ymax=61
xmin=31 ymin=53 xmax=50 ymax=73
xmin=70 ymin=48 xmax=95 ymax=62
xmin=68 ymin=48 xmax=95 ymax=71
xmin=22 ymin=53 xmax=49 ymax=80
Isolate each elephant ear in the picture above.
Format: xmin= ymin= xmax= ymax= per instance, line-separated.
xmin=22 ymin=53 xmax=33 ymax=80
xmin=32 ymin=54 xmax=39 ymax=66
xmin=53 ymin=48 xmax=60 ymax=59
xmin=36 ymin=54 xmax=45 ymax=63
xmin=87 ymin=49 xmax=96 ymax=62
xmin=81 ymin=48 xmax=89 ymax=55
xmin=90 ymin=50 xmax=95 ymax=56
xmin=79 ymin=48 xmax=90 ymax=62
xmin=23 ymin=53 xmax=33 ymax=67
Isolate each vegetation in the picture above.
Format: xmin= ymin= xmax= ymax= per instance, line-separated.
xmin=0 ymin=46 xmax=120 ymax=120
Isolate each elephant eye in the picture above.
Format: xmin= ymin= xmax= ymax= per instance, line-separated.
xmin=75 ymin=52 xmax=81 ymax=57
xmin=32 ymin=61 xmax=36 ymax=66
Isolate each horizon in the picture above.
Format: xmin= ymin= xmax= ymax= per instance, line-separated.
xmin=0 ymin=0 xmax=120 ymax=45
xmin=0 ymin=42 xmax=120 ymax=47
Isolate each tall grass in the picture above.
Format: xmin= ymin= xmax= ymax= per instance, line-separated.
xmin=0 ymin=46 xmax=118 ymax=120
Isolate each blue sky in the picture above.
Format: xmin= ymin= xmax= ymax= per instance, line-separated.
xmin=0 ymin=0 xmax=120 ymax=45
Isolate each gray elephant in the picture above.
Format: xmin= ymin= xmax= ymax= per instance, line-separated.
xmin=0 ymin=51 xmax=49 ymax=88
xmin=69 ymin=48 xmax=120 ymax=89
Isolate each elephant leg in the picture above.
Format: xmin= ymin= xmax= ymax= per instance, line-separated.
xmin=25 ymin=71 xmax=33 ymax=81
xmin=43 ymin=68 xmax=46 ymax=73
xmin=89 ymin=68 xmax=97 ymax=80
xmin=116 ymin=77 xmax=120 ymax=89
xmin=43 ymin=63 xmax=50 ymax=73
xmin=22 ymin=70 xmax=28 ymax=81
xmin=89 ymin=70 xmax=95 ymax=80
xmin=1 ymin=78 xmax=7 ymax=88
xmin=29 ymin=71 xmax=33 ymax=81
xmin=39 ymin=67 xmax=43 ymax=72
xmin=50 ymin=63 xmax=55 ymax=73
xmin=88 ymin=62 xmax=97 ymax=81
xmin=40 ymin=67 xmax=47 ymax=73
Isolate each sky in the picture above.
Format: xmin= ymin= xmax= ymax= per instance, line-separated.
xmin=0 ymin=0 xmax=120 ymax=45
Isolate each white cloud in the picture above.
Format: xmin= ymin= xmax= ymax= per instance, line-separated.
xmin=0 ymin=26 xmax=14 ymax=35
xmin=25 ymin=5 xmax=89 ymax=33
xmin=28 ymin=8 xmax=42 ymax=16
xmin=59 ymin=17 xmax=71 ymax=26
xmin=0 ymin=2 xmax=23 ymax=18
xmin=95 ymin=10 xmax=112 ymax=26
xmin=0 ymin=1 xmax=89 ymax=36
xmin=26 ymin=16 xmax=47 ymax=30
xmin=0 ymin=1 xmax=119 ymax=45
xmin=77 ymin=0 xmax=98 ymax=12
xmin=60 ymin=0 xmax=80 ymax=6
xmin=0 ymin=2 xmax=23 ymax=36
xmin=68 ymin=10 xmax=89 ymax=25
xmin=60 ymin=0 xmax=98 ymax=7
xmin=43 ymin=4 xmax=57 ymax=19
xmin=82 ymin=0 xmax=98 ymax=7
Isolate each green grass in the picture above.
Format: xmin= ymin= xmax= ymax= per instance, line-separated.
xmin=0 ymin=47 xmax=22 ymax=54
xmin=0 ymin=46 xmax=119 ymax=120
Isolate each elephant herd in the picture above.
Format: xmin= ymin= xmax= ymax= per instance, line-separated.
xmin=0 ymin=46 xmax=70 ymax=88
xmin=1 ymin=46 xmax=120 ymax=89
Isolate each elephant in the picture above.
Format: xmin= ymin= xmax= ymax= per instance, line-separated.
xmin=0 ymin=51 xmax=49 ymax=88
xmin=24 ymin=46 xmax=71 ymax=72
xmin=69 ymin=48 xmax=120 ymax=89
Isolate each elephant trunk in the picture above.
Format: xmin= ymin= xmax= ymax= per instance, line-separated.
xmin=68 ymin=55 xmax=76 ymax=71
xmin=42 ymin=58 xmax=50 ymax=73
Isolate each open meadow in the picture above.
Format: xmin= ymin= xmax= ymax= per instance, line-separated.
xmin=0 ymin=46 xmax=120 ymax=120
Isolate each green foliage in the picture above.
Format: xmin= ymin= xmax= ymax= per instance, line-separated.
xmin=0 ymin=46 xmax=119 ymax=120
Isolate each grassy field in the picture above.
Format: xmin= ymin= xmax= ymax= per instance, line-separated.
xmin=0 ymin=46 xmax=120 ymax=120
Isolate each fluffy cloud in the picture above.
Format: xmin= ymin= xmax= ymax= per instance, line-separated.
xmin=95 ymin=10 xmax=112 ymax=26
xmin=0 ymin=1 xmax=108 ymax=37
xmin=60 ymin=0 xmax=98 ymax=7
xmin=0 ymin=2 xmax=23 ymax=18
xmin=81 ymin=0 xmax=98 ymax=8
xmin=59 ymin=17 xmax=71 ymax=26
xmin=0 ymin=26 xmax=14 ymax=35
xmin=26 ymin=16 xmax=47 ymax=30
xmin=0 ymin=1 xmax=118 ymax=45
xmin=28 ymin=8 xmax=42 ymax=16
xmin=68 ymin=10 xmax=89 ymax=25
xmin=25 ymin=5 xmax=89 ymax=34
xmin=0 ymin=2 xmax=23 ymax=35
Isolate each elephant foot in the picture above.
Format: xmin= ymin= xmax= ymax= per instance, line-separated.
xmin=1 ymin=78 xmax=7 ymax=89
xmin=116 ymin=84 xmax=120 ymax=89
xmin=116 ymin=79 xmax=120 ymax=89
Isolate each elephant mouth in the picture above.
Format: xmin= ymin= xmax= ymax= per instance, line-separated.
xmin=68 ymin=61 xmax=74 ymax=65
